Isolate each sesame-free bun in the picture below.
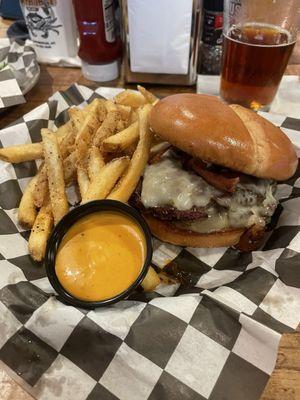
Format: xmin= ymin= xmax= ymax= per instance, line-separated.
xmin=143 ymin=213 xmax=245 ymax=248
xmin=149 ymin=94 xmax=297 ymax=181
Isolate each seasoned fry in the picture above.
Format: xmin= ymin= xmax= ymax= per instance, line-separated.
xmin=33 ymin=164 xmax=48 ymax=208
xmin=105 ymin=100 xmax=118 ymax=112
xmin=95 ymin=99 xmax=107 ymax=121
xmin=141 ymin=267 xmax=161 ymax=292
xmin=93 ymin=109 xmax=125 ymax=147
xmin=18 ymin=175 xmax=38 ymax=228
xmin=59 ymin=129 xmax=76 ymax=160
xmin=0 ymin=143 xmax=43 ymax=163
xmin=75 ymin=99 xmax=102 ymax=168
xmin=115 ymin=90 xmax=147 ymax=109
xmin=68 ymin=107 xmax=87 ymax=133
xmin=130 ymin=110 xmax=138 ymax=123
xmin=63 ymin=151 xmax=77 ymax=184
xmin=56 ymin=108 xmax=85 ymax=160
xmin=28 ymin=201 xmax=53 ymax=262
xmin=88 ymin=146 xmax=105 ymax=181
xmin=42 ymin=129 xmax=69 ymax=224
xmin=83 ymin=156 xmax=129 ymax=203
xmin=108 ymin=104 xmax=152 ymax=202
xmin=137 ymin=85 xmax=159 ymax=104
xmin=55 ymin=120 xmax=73 ymax=139
xmin=101 ymin=122 xmax=138 ymax=154
xmin=77 ymin=168 xmax=90 ymax=199
xmin=117 ymin=105 xmax=132 ymax=123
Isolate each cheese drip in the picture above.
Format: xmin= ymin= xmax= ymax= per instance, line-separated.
xmin=141 ymin=158 xmax=221 ymax=210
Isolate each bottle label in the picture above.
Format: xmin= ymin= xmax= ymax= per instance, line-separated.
xmin=202 ymin=9 xmax=223 ymax=45
xmin=102 ymin=0 xmax=116 ymax=43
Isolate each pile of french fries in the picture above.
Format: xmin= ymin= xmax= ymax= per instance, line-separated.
xmin=0 ymin=86 xmax=161 ymax=292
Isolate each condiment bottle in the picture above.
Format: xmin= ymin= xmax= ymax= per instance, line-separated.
xmin=72 ymin=0 xmax=122 ymax=82
xmin=198 ymin=0 xmax=224 ymax=74
xmin=20 ymin=0 xmax=78 ymax=62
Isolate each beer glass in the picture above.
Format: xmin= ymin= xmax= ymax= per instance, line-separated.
xmin=220 ymin=0 xmax=300 ymax=110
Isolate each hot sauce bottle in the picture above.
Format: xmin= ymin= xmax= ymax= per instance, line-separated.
xmin=73 ymin=0 xmax=122 ymax=81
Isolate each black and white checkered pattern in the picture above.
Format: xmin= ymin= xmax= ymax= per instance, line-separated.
xmin=0 ymin=39 xmax=39 ymax=109
xmin=0 ymin=84 xmax=299 ymax=400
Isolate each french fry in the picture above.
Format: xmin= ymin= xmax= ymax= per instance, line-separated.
xmin=95 ymin=99 xmax=107 ymax=122
xmin=130 ymin=110 xmax=138 ymax=123
xmin=141 ymin=267 xmax=161 ymax=292
xmin=93 ymin=109 xmax=124 ymax=146
xmin=114 ymin=90 xmax=147 ymax=109
xmin=105 ymin=100 xmax=118 ymax=112
xmin=83 ymin=156 xmax=129 ymax=203
xmin=55 ymin=120 xmax=73 ymax=139
xmin=77 ymin=168 xmax=90 ymax=199
xmin=88 ymin=146 xmax=105 ymax=181
xmin=57 ymin=109 xmax=82 ymax=160
xmin=59 ymin=129 xmax=76 ymax=160
xmin=108 ymin=104 xmax=152 ymax=202
xmin=68 ymin=107 xmax=87 ymax=133
xmin=18 ymin=175 xmax=38 ymax=228
xmin=116 ymin=105 xmax=132 ymax=123
xmin=33 ymin=164 xmax=48 ymax=208
xmin=0 ymin=143 xmax=43 ymax=163
xmin=137 ymin=85 xmax=158 ymax=104
xmin=28 ymin=201 xmax=53 ymax=262
xmin=101 ymin=122 xmax=138 ymax=154
xmin=75 ymin=99 xmax=102 ymax=168
xmin=42 ymin=129 xmax=69 ymax=225
xmin=63 ymin=151 xmax=77 ymax=184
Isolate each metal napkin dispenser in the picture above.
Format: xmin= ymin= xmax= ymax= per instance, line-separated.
xmin=122 ymin=0 xmax=202 ymax=85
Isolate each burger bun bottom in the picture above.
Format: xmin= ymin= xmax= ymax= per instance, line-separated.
xmin=143 ymin=213 xmax=245 ymax=248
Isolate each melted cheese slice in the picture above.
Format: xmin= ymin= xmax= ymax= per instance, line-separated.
xmin=141 ymin=157 xmax=220 ymax=210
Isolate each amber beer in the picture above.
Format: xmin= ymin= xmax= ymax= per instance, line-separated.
xmin=220 ymin=23 xmax=295 ymax=110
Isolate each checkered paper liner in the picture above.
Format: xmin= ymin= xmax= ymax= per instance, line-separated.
xmin=0 ymin=84 xmax=299 ymax=400
xmin=0 ymin=39 xmax=40 ymax=109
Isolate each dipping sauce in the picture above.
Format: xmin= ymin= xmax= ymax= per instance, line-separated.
xmin=55 ymin=211 xmax=146 ymax=301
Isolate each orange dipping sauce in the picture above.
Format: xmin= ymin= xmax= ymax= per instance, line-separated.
xmin=55 ymin=211 xmax=146 ymax=301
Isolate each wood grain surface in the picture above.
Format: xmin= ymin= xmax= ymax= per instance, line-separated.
xmin=0 ymin=17 xmax=299 ymax=400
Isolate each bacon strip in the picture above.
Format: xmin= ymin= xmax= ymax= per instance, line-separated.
xmin=189 ymin=159 xmax=241 ymax=193
xmin=235 ymin=224 xmax=265 ymax=252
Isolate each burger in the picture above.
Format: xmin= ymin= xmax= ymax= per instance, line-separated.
xmin=130 ymin=94 xmax=298 ymax=251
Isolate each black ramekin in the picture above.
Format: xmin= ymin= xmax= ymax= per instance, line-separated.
xmin=45 ymin=200 xmax=153 ymax=309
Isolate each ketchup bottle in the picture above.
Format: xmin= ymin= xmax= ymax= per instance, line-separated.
xmin=73 ymin=0 xmax=122 ymax=81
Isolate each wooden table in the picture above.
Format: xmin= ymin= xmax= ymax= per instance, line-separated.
xmin=0 ymin=17 xmax=299 ymax=400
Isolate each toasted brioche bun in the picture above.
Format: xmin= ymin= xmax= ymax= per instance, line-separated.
xmin=143 ymin=213 xmax=245 ymax=248
xmin=149 ymin=94 xmax=297 ymax=181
